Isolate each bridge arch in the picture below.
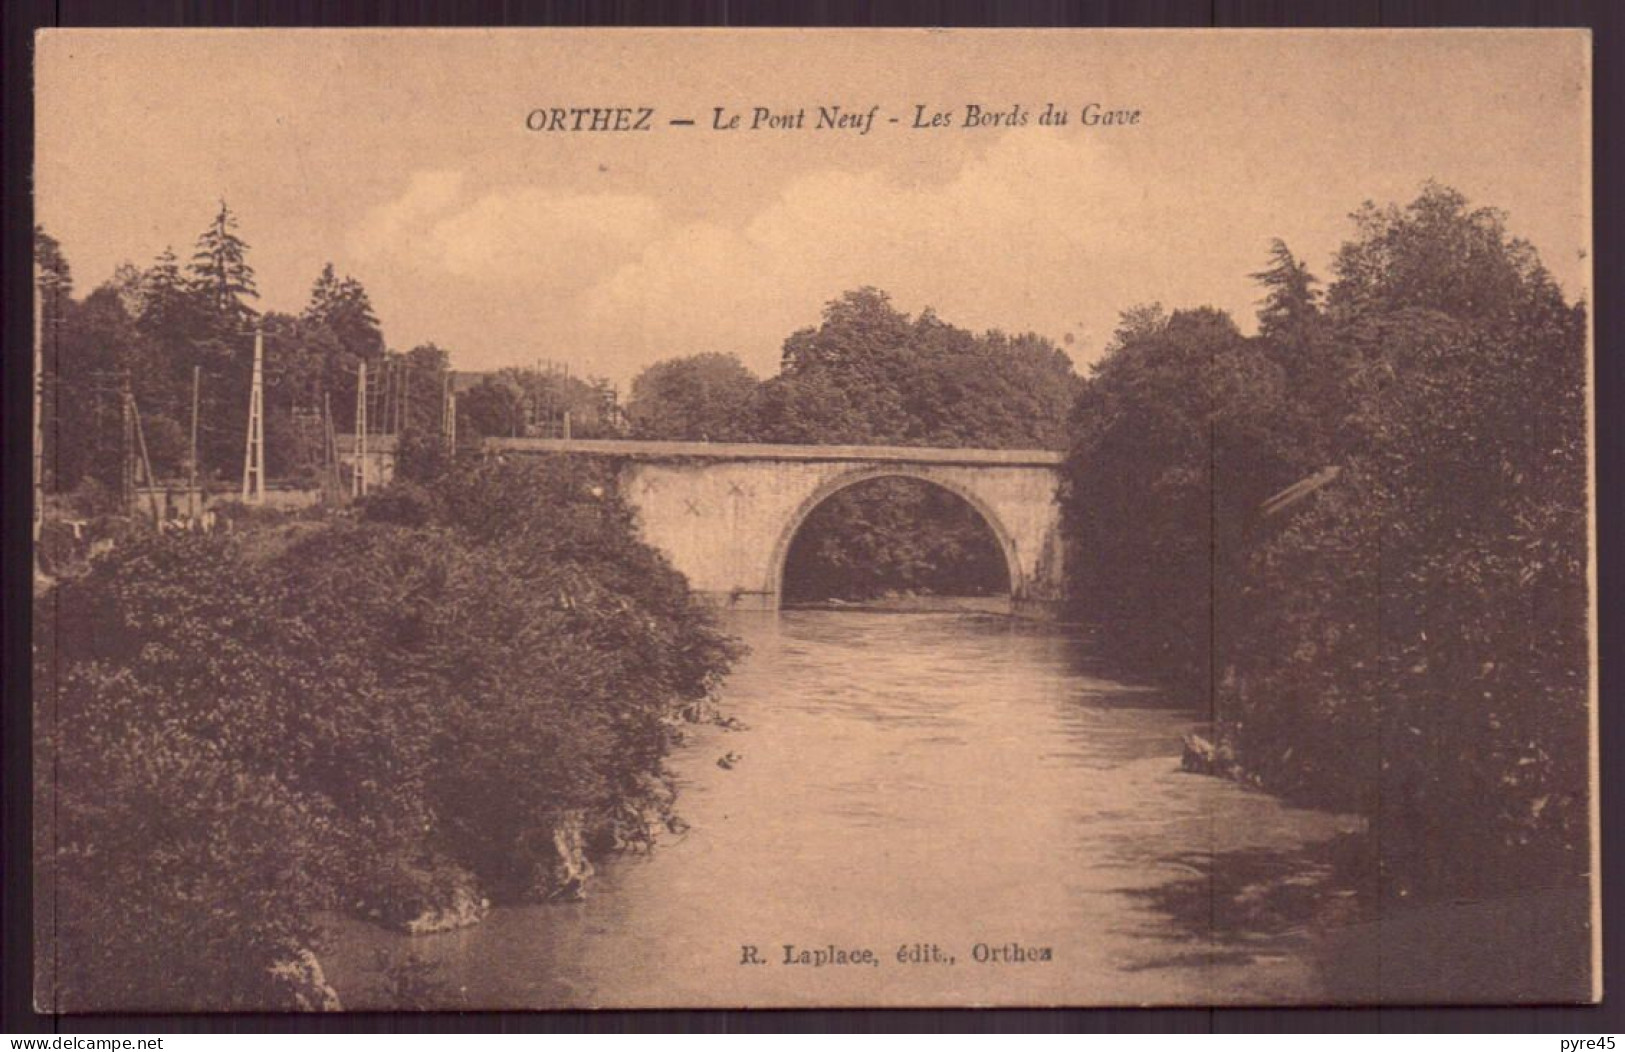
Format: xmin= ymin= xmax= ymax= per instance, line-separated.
xmin=465 ymin=438 xmax=1065 ymax=613
xmin=766 ymin=465 xmax=1022 ymax=605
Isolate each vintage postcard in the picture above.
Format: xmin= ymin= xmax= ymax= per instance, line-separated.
xmin=31 ymin=28 xmax=1596 ymax=1010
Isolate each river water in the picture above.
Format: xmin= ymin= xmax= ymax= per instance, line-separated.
xmin=323 ymin=610 xmax=1367 ymax=1009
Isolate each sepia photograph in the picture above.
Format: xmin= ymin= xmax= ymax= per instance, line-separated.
xmin=29 ymin=27 xmax=1596 ymax=1012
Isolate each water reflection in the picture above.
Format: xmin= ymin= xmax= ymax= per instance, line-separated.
xmin=322 ymin=611 xmax=1363 ymax=1008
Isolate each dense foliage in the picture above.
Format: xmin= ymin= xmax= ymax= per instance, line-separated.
xmin=626 ymin=290 xmax=1081 ymax=599
xmin=1062 ymin=185 xmax=1591 ymax=913
xmin=626 ymin=352 xmax=762 ymax=442
xmin=36 ymin=458 xmax=738 ymax=1010
xmin=780 ymin=478 xmax=1010 ymax=602
xmin=1064 ymin=304 xmax=1304 ymax=692
xmin=458 ymin=367 xmax=623 ymax=442
xmin=35 ymin=208 xmax=457 ymax=502
xmin=758 ymin=288 xmax=1079 ymax=448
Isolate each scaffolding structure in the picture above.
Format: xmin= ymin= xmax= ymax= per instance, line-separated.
xmin=241 ymin=327 xmax=266 ymax=504
xmin=442 ymin=369 xmax=457 ymax=453
xmin=353 ymin=358 xmax=369 ymax=497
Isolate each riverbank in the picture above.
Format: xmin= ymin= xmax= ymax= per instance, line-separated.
xmin=318 ymin=610 xmax=1372 ymax=1009
xmin=1171 ymin=736 xmax=1593 ymax=1003
xmin=33 ymin=461 xmax=742 ymax=1011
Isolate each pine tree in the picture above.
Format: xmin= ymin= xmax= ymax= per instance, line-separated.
xmin=332 ymin=276 xmax=382 ymax=354
xmin=34 ymin=225 xmax=74 ymax=331
xmin=139 ymin=248 xmax=193 ymax=332
xmin=304 ymin=262 xmax=341 ymax=321
xmin=185 ymin=205 xmax=260 ymax=478
xmin=299 ymin=264 xmax=385 ymax=435
xmin=1250 ymin=238 xmax=1321 ymax=347
xmin=188 ymin=200 xmax=259 ymax=323
xmin=302 ymin=263 xmax=383 ymax=361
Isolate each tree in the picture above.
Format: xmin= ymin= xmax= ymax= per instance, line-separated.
xmin=137 ymin=248 xmax=199 ymax=339
xmin=757 ymin=288 xmax=1081 ymax=450
xmin=905 ymin=324 xmax=1078 ymax=448
xmin=45 ymin=288 xmax=130 ymax=494
xmin=35 ymin=227 xmax=77 ymax=494
xmin=627 ymin=353 xmax=761 ymax=442
xmin=35 ymin=225 xmax=74 ymax=331
xmin=1065 ymin=185 xmax=1594 ymax=942
xmin=125 ymin=248 xmax=214 ymax=471
xmin=304 ymin=263 xmax=384 ymax=363
xmin=296 ymin=264 xmax=387 ymax=434
xmin=1250 ymin=238 xmax=1322 ymax=352
xmin=459 ymin=376 xmax=526 ymax=440
xmin=1325 ymin=181 xmax=1565 ymax=333
xmin=172 ymin=204 xmax=263 ymax=478
xmin=188 ymin=201 xmax=259 ymax=324
xmin=1062 ymin=306 xmax=1299 ymax=696
xmin=757 ymin=366 xmax=874 ymax=445
xmin=765 ymin=287 xmax=914 ymax=443
xmin=1313 ymin=186 xmax=1587 ymax=903
xmin=780 ymin=478 xmax=1009 ymax=601
xmin=401 ymin=343 xmax=453 ymax=437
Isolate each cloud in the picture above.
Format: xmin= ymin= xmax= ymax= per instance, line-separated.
xmin=345 ymin=131 xmax=1272 ymax=382
xmin=427 ymin=188 xmax=666 ymax=284
xmin=348 ymin=170 xmax=467 ymax=263
xmin=349 ymin=172 xmax=667 ymax=291
xmin=579 ymin=130 xmax=1159 ymax=377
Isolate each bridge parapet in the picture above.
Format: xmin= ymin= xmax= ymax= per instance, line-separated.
xmin=488 ymin=437 xmax=1065 ymax=468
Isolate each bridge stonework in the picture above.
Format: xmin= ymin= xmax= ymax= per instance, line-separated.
xmin=491 ymin=439 xmax=1067 ymax=614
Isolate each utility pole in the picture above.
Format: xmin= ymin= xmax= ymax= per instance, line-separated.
xmin=188 ymin=365 xmax=200 ymax=519
xmin=375 ymin=358 xmax=387 ymax=436
xmin=241 ymin=325 xmax=265 ymax=504
xmin=131 ymin=395 xmax=159 ymax=524
xmin=117 ymin=379 xmax=158 ymax=524
xmin=561 ymin=362 xmax=570 ymax=439
xmin=442 ymin=369 xmax=457 ymax=454
xmin=121 ymin=368 xmax=136 ymax=517
xmin=386 ymin=358 xmax=396 ymax=434
xmin=321 ymin=390 xmax=338 ymax=500
xmin=543 ymin=359 xmax=553 ymax=438
xmin=353 ymin=359 xmax=369 ymax=497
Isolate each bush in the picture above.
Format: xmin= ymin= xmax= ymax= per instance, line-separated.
xmin=37 ymin=456 xmax=739 ymax=1009
xmin=358 ymin=479 xmax=437 ymax=526
xmin=393 ymin=428 xmax=454 ymax=485
xmin=39 ymin=535 xmax=348 ymax=1010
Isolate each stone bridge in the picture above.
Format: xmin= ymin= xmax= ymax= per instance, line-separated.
xmin=488 ymin=438 xmax=1066 ymax=613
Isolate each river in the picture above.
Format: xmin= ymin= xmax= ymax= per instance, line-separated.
xmin=322 ymin=610 xmax=1369 ymax=1009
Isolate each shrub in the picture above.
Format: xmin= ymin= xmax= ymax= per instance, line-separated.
xmin=39 ymin=535 xmax=349 ymax=1009
xmin=358 ymin=479 xmax=437 ymax=526
xmin=37 ymin=455 xmax=739 ymax=1009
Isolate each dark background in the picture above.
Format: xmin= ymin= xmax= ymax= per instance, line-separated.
xmin=3 ymin=0 xmax=1619 ymax=1035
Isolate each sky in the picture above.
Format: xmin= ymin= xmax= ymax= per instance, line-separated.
xmin=36 ymin=29 xmax=1590 ymax=388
